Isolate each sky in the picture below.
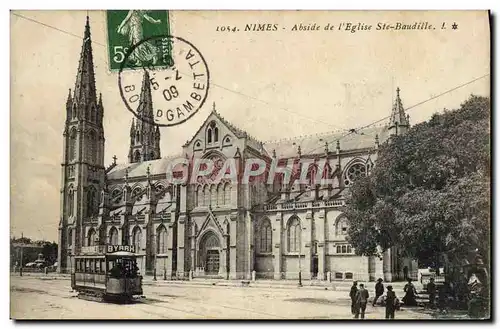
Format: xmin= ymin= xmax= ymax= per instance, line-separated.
xmin=10 ymin=10 xmax=490 ymax=241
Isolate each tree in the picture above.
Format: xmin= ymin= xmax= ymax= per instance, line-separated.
xmin=343 ymin=95 xmax=490 ymax=269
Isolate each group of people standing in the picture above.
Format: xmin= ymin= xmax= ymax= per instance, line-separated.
xmin=349 ymin=279 xmax=400 ymax=319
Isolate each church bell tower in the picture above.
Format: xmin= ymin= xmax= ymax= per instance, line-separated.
xmin=58 ymin=16 xmax=105 ymax=272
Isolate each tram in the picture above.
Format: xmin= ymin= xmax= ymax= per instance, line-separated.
xmin=71 ymin=244 xmax=143 ymax=302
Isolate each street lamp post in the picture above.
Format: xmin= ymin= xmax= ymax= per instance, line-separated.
xmin=298 ymin=234 xmax=303 ymax=287
xmin=20 ymin=244 xmax=23 ymax=277
xmin=153 ymin=253 xmax=157 ymax=281
xmin=163 ymin=257 xmax=166 ymax=280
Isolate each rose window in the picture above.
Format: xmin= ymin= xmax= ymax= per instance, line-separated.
xmin=344 ymin=163 xmax=367 ymax=186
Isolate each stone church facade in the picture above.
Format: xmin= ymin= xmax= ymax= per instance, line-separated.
xmin=58 ymin=18 xmax=418 ymax=282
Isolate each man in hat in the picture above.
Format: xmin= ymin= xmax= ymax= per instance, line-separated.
xmin=385 ymin=285 xmax=397 ymax=319
xmin=372 ymin=278 xmax=384 ymax=306
xmin=349 ymin=281 xmax=358 ymax=315
xmin=354 ymin=283 xmax=370 ymax=319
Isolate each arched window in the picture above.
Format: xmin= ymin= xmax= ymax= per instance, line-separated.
xmin=87 ymin=186 xmax=98 ymax=217
xmin=223 ymin=182 xmax=231 ymax=205
xmin=87 ymin=229 xmax=96 ymax=246
xmin=68 ymin=187 xmax=74 ymax=217
xmin=210 ymin=185 xmax=217 ymax=206
xmin=214 ymin=127 xmax=219 ymax=142
xmin=203 ymin=185 xmax=210 ymax=206
xmin=259 ymin=219 xmax=272 ymax=253
xmin=196 ymin=185 xmax=202 ymax=206
xmin=336 ymin=217 xmax=349 ymax=236
xmin=132 ymin=187 xmax=143 ymax=201
xmin=207 ymin=127 xmax=212 ymax=143
xmin=109 ymin=227 xmax=119 ymax=245
xmin=287 ymin=217 xmax=301 ymax=252
xmin=72 ymin=104 xmax=77 ymax=118
xmin=68 ymin=228 xmax=73 ymax=247
xmin=217 ymin=183 xmax=223 ymax=205
xmin=344 ymin=162 xmax=367 ymax=186
xmin=69 ymin=128 xmax=77 ymax=161
xmin=134 ymin=150 xmax=141 ymax=162
xmin=157 ymin=225 xmax=167 ymax=254
xmin=88 ymin=130 xmax=96 ymax=163
xmin=135 ymin=130 xmax=140 ymax=144
xmin=132 ymin=227 xmax=142 ymax=250
xmin=111 ymin=189 xmax=122 ymax=204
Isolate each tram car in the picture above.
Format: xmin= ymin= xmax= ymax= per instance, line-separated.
xmin=71 ymin=245 xmax=143 ymax=302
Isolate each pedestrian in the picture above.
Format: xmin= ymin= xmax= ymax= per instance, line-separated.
xmin=385 ymin=285 xmax=397 ymax=319
xmin=372 ymin=278 xmax=384 ymax=306
xmin=403 ymin=266 xmax=409 ymax=281
xmin=427 ymin=277 xmax=437 ymax=308
xmin=349 ymin=281 xmax=358 ymax=315
xmin=403 ymin=278 xmax=418 ymax=306
xmin=354 ymin=283 xmax=369 ymax=319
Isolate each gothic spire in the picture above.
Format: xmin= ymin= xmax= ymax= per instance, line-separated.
xmin=73 ymin=15 xmax=97 ymax=105
xmin=137 ymin=70 xmax=154 ymax=120
xmin=389 ymin=87 xmax=410 ymax=131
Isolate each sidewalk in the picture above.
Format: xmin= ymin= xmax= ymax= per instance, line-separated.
xmin=12 ymin=272 xmax=418 ymax=293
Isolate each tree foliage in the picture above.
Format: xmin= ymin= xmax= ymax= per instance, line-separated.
xmin=344 ymin=95 xmax=490 ymax=267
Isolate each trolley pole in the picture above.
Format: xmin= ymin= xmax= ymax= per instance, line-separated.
xmin=20 ymin=244 xmax=23 ymax=277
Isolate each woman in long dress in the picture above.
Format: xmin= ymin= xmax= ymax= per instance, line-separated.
xmin=117 ymin=10 xmax=162 ymax=65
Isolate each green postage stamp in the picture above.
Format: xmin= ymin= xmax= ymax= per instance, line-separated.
xmin=106 ymin=10 xmax=172 ymax=71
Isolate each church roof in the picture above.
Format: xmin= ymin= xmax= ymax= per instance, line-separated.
xmin=263 ymin=125 xmax=389 ymax=159
xmin=107 ymin=155 xmax=182 ymax=180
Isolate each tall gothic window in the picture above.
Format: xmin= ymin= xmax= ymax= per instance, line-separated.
xmin=214 ymin=127 xmax=219 ymax=142
xmin=223 ymin=182 xmax=231 ymax=204
xmin=134 ymin=150 xmax=141 ymax=162
xmin=196 ymin=185 xmax=202 ymax=207
xmin=87 ymin=186 xmax=98 ymax=217
xmin=132 ymin=227 xmax=142 ymax=250
xmin=87 ymin=229 xmax=96 ymax=246
xmin=69 ymin=128 xmax=77 ymax=161
xmin=88 ymin=130 xmax=96 ymax=163
xmin=210 ymin=185 xmax=217 ymax=206
xmin=109 ymin=227 xmax=119 ymax=245
xmin=90 ymin=106 xmax=96 ymax=122
xmin=259 ymin=219 xmax=272 ymax=253
xmin=287 ymin=217 xmax=301 ymax=252
xmin=68 ymin=187 xmax=74 ymax=217
xmin=217 ymin=183 xmax=223 ymax=205
xmin=157 ymin=225 xmax=167 ymax=254
xmin=203 ymin=185 xmax=210 ymax=206
xmin=68 ymin=228 xmax=73 ymax=247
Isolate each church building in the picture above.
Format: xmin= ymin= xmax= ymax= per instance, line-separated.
xmin=58 ymin=17 xmax=418 ymax=282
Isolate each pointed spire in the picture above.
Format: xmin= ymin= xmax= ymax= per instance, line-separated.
xmin=130 ymin=118 xmax=135 ymax=137
xmin=336 ymin=140 xmax=341 ymax=154
xmin=324 ymin=141 xmax=329 ymax=154
xmin=66 ymin=88 xmax=72 ymax=104
xmin=155 ymin=125 xmax=161 ymax=138
xmin=138 ymin=70 xmax=153 ymax=119
xmin=389 ymin=86 xmax=409 ymax=130
xmin=113 ymin=155 xmax=117 ymax=165
xmin=146 ymin=165 xmax=151 ymax=181
xmin=297 ymin=145 xmax=301 ymax=157
xmin=375 ymin=134 xmax=380 ymax=149
xmin=124 ymin=167 xmax=129 ymax=183
xmin=73 ymin=15 xmax=96 ymax=105
xmin=212 ymin=101 xmax=216 ymax=113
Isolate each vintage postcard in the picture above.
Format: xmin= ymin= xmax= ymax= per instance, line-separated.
xmin=10 ymin=10 xmax=491 ymax=320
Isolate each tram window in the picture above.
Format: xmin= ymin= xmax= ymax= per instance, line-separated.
xmin=85 ymin=259 xmax=90 ymax=272
xmin=100 ymin=259 xmax=106 ymax=274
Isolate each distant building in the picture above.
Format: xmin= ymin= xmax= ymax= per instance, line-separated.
xmin=58 ymin=17 xmax=417 ymax=281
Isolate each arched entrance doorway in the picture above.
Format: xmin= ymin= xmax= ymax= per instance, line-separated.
xmin=199 ymin=231 xmax=220 ymax=275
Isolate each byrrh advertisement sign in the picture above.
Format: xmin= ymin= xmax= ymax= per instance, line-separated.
xmin=80 ymin=245 xmax=137 ymax=254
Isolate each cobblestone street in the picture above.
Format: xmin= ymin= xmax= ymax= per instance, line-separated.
xmin=10 ymin=275 xmax=434 ymax=320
